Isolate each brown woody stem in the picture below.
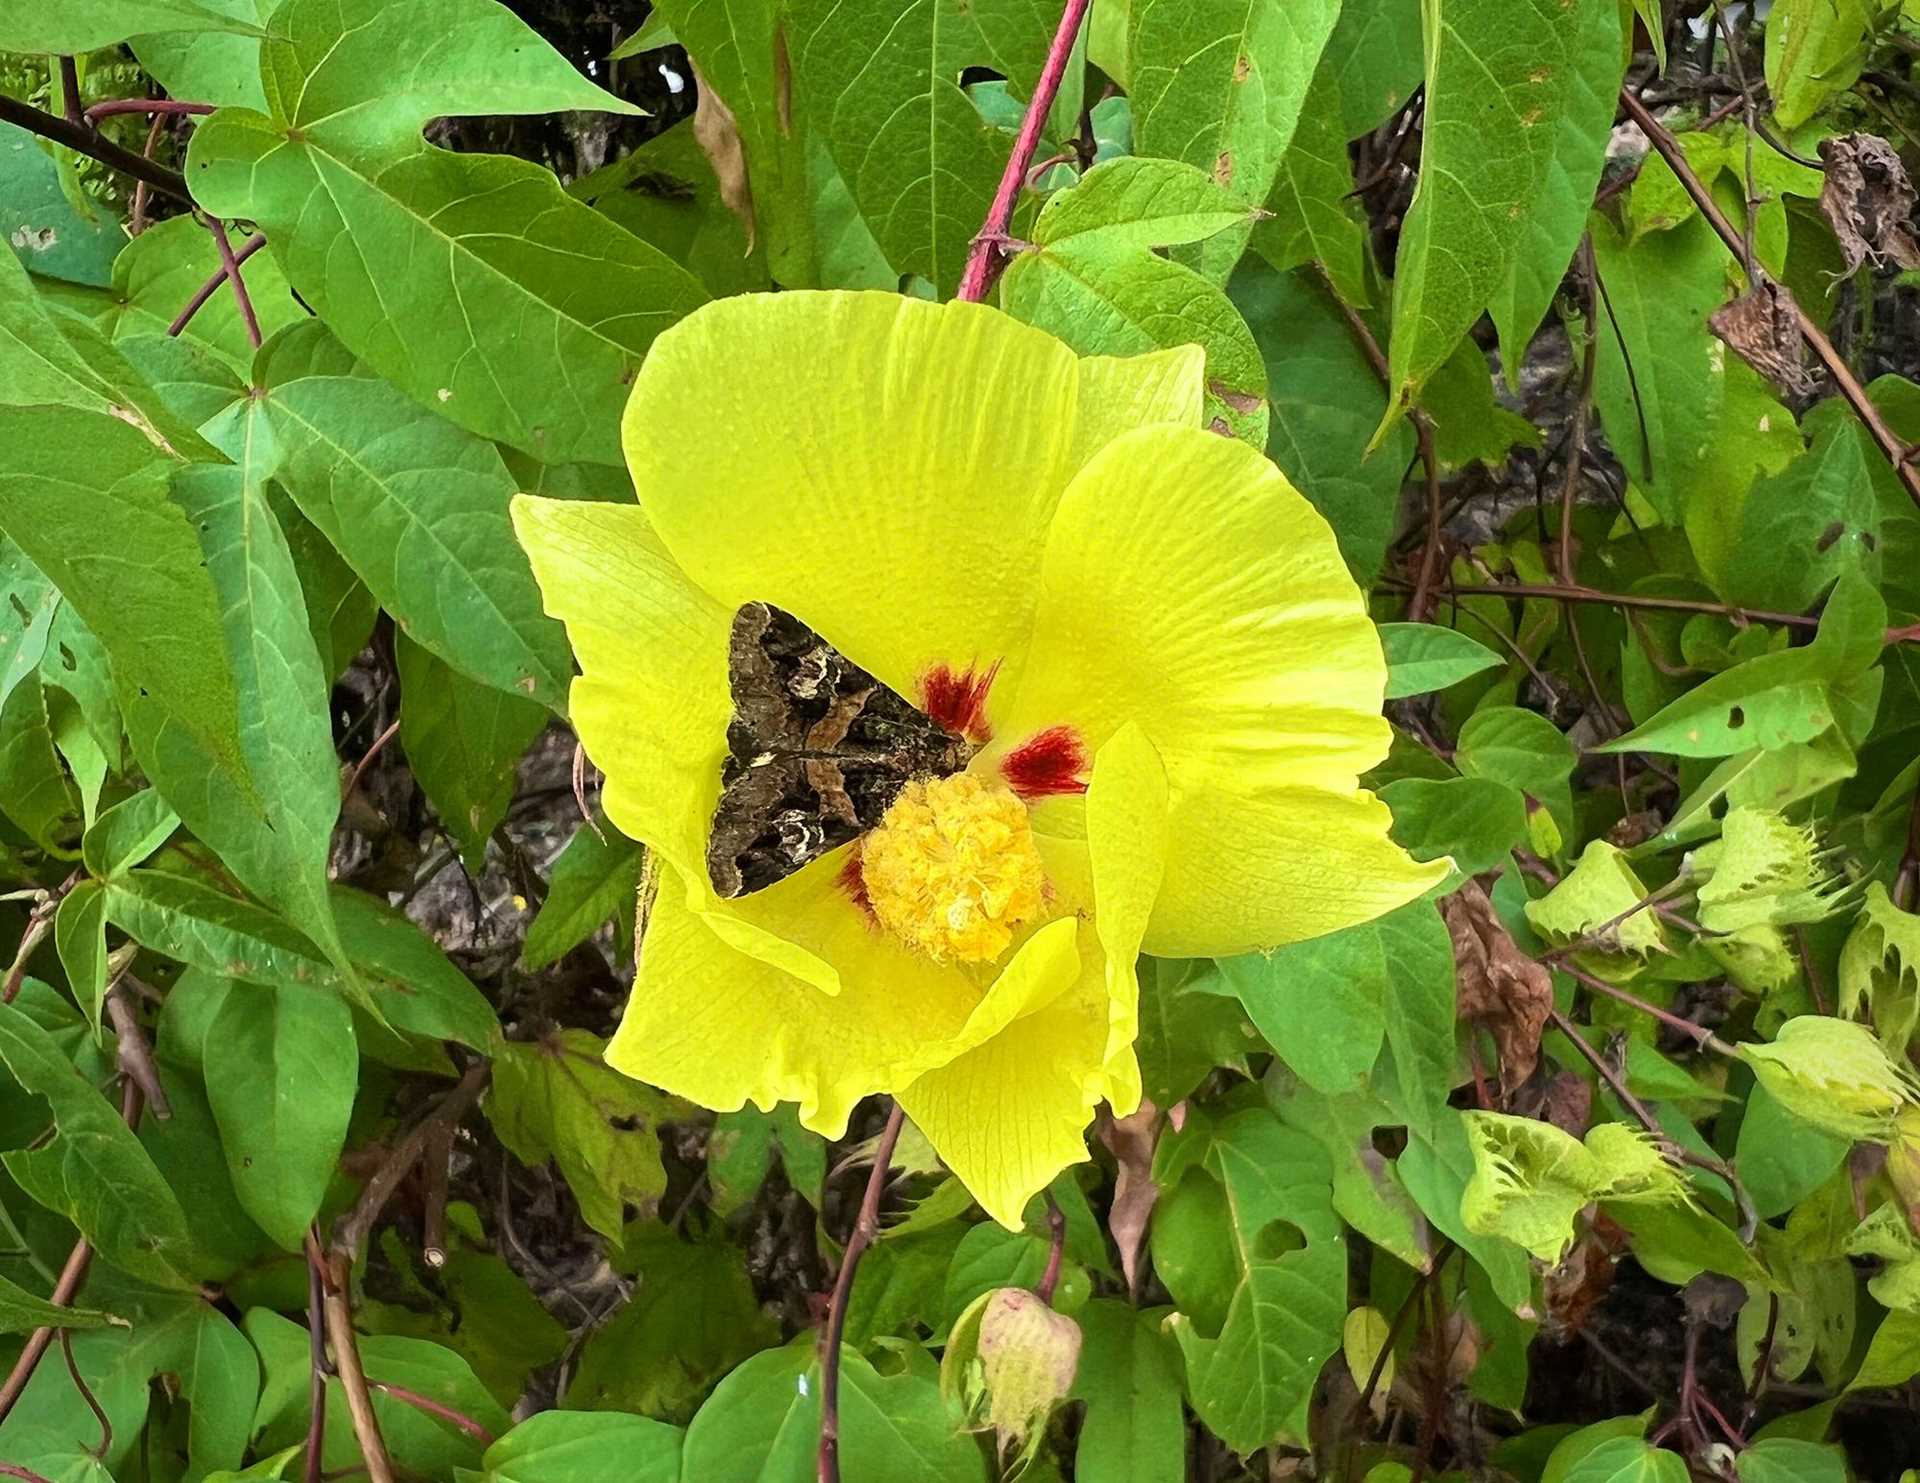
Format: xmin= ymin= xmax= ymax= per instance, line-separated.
xmin=817 ymin=1102 xmax=906 ymax=1483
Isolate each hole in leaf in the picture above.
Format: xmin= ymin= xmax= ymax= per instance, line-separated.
xmin=1727 ymin=706 xmax=1745 ymax=729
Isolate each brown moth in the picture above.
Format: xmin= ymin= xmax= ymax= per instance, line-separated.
xmin=706 ymin=602 xmax=972 ymax=898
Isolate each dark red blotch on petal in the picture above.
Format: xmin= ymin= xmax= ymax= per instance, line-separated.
xmin=1002 ymin=725 xmax=1090 ymax=799
xmin=837 ymin=851 xmax=876 ymax=921
xmin=920 ymin=662 xmax=999 ymax=742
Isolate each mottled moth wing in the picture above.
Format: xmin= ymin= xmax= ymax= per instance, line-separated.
xmin=706 ymin=602 xmax=972 ymax=898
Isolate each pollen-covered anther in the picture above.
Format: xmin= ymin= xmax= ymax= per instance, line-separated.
xmin=859 ymin=773 xmax=1045 ymax=963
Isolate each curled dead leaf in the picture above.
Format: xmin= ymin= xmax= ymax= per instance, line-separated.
xmin=1443 ymin=880 xmax=1553 ymax=1092
xmin=1096 ymin=1099 xmax=1160 ymax=1296
xmin=1818 ymin=132 xmax=1920 ymax=275
xmin=689 ymin=60 xmax=755 ymax=253
xmin=1708 ymin=276 xmax=1814 ymax=399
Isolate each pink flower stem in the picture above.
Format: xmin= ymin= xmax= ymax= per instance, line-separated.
xmin=953 ymin=0 xmax=1093 ymax=304
xmin=82 ymin=98 xmax=216 ymax=126
xmin=817 ymin=1103 xmax=905 ymax=1483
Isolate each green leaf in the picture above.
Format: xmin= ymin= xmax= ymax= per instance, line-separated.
xmin=1034 ymin=157 xmax=1260 ymax=254
xmin=1329 ymin=0 xmax=1424 ymax=138
xmin=396 ymin=633 xmax=547 ymax=869
xmin=0 ymin=122 xmax=125 ymax=289
xmin=103 ymin=869 xmax=497 ymax=1050
xmin=1384 ymin=0 xmax=1622 ymax=422
xmin=1069 ymin=1300 xmax=1186 ymax=1483
xmin=1599 ymin=572 xmax=1886 ymax=758
xmin=1588 ymin=212 xmax=1735 ymax=521
xmin=1456 ymin=705 xmax=1578 ymax=842
xmin=0 ymin=0 xmax=259 ymax=53
xmin=569 ymin=120 xmax=769 ymax=299
xmin=1231 ymin=258 xmax=1415 ymax=582
xmin=475 ymin=1411 xmax=683 ymax=1483
xmin=53 ymin=881 xmax=110 ymax=1030
xmin=204 ymin=982 xmax=357 ymax=1250
xmin=565 ymin=1224 xmax=779 ymax=1423
xmin=942 ymin=1223 xmax=1087 ymax=1332
xmin=787 ymin=0 xmax=1060 ymax=294
xmin=1849 ymin=1307 xmax=1920 ymax=1391
xmin=0 ymin=1269 xmax=122 ymax=1335
xmin=82 ymin=788 xmax=180 ymax=878
xmin=1735 ymin=1082 xmax=1851 ymax=1219
xmin=1164 ymin=1110 xmax=1345 ymax=1453
xmin=1485 ymin=0 xmax=1625 ymax=376
xmin=1419 ymin=336 xmax=1545 ymax=471
xmin=1736 ymin=1439 xmax=1848 ymax=1483
xmin=1381 ymin=776 xmax=1528 ymax=878
xmin=1722 ymin=417 xmax=1881 ymax=613
xmin=1252 ymin=55 xmax=1370 ymax=306
xmin=1554 ymin=1436 xmax=1689 ymax=1483
xmin=648 ymin=0 xmax=816 ymax=288
xmin=0 ymin=1000 xmax=196 ymax=1286
xmin=0 ymin=671 xmax=80 ymax=852
xmin=486 ymin=1031 xmax=678 ymax=1247
xmin=1135 ymin=957 xmax=1255 ymax=1108
xmin=130 ymin=0 xmax=276 ymax=111
xmin=0 ymin=400 xmax=352 ymax=986
xmin=99 ymin=216 xmax=301 ymax=373
xmin=1129 ymin=0 xmax=1341 ymax=228
xmin=681 ymin=1332 xmax=990 ymax=1482
xmin=1381 ymin=623 xmax=1505 ymax=697
xmin=521 ymin=813 xmax=645 ymax=972
xmin=1765 ymin=0 xmax=1872 ymax=130
xmin=259 ymin=371 xmax=573 ymax=706
xmin=1002 ymin=240 xmax=1268 ymax=445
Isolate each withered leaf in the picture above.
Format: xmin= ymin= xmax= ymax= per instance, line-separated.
xmin=1096 ymin=1100 xmax=1160 ymax=1297
xmin=1818 ymin=132 xmax=1920 ymax=276
xmin=689 ymin=60 xmax=756 ymax=252
xmin=1443 ymin=880 xmax=1553 ymax=1092
xmin=1708 ymin=276 xmax=1814 ymax=399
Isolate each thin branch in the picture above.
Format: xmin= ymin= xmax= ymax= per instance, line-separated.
xmin=1558 ymin=959 xmax=1739 ymax=1058
xmin=1 ymin=1467 xmax=57 ymax=1483
xmin=1618 ymin=86 xmax=1920 ymax=513
xmin=312 ymin=1238 xmax=395 ymax=1483
xmin=818 ymin=1102 xmax=906 ymax=1483
xmin=368 ymin=1382 xmax=495 ymax=1447
xmin=207 ymin=218 xmax=264 ymax=350
xmin=58 ymin=1328 xmax=110 ymax=1459
xmin=59 ymin=59 xmax=83 ymax=127
xmin=1895 ymin=773 xmax=1920 ymax=914
xmin=1558 ymin=239 xmax=1601 ymax=586
xmin=1037 ymin=1192 xmax=1066 ymax=1306
xmin=341 ymin=716 xmax=403 ymax=812
xmin=954 ymin=0 xmax=1093 ymax=303
xmin=130 ymin=114 xmax=167 ymax=236
xmin=168 ymin=232 xmax=268 ymax=339
xmin=330 ymin=1063 xmax=489 ymax=1260
xmin=3 ymin=870 xmax=82 ymax=1005
xmin=0 ymin=92 xmax=194 ymax=204
xmin=82 ymin=98 xmax=216 ymax=126
xmin=305 ymin=1230 xmax=331 ymax=1483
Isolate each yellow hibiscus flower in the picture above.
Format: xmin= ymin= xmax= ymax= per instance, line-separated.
xmin=510 ymin=290 xmax=1445 ymax=1227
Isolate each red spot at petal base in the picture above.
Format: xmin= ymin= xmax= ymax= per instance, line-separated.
xmin=920 ymin=661 xmax=999 ymax=742
xmin=1003 ymin=725 xmax=1089 ymax=799
xmin=837 ymin=851 xmax=875 ymax=921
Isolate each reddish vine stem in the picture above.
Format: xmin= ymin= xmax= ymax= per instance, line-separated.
xmin=1558 ymin=959 xmax=1740 ymax=1059
xmin=83 ymin=98 xmax=216 ymax=125
xmin=207 ymin=218 xmax=264 ymax=349
xmin=1618 ymin=87 xmax=1920 ymax=513
xmin=330 ymin=1063 xmax=490 ymax=1260
xmin=1037 ymin=1192 xmax=1066 ymax=1305
xmin=59 ymin=59 xmax=83 ymax=126
xmin=0 ymin=92 xmax=193 ymax=204
xmin=305 ymin=1230 xmax=331 ymax=1483
xmin=313 ymin=1240 xmax=396 ymax=1483
xmin=131 ymin=114 xmax=167 ymax=236
xmin=341 ymin=716 xmax=403 ymax=812
xmin=1 ymin=1467 xmax=56 ymax=1483
xmin=954 ymin=0 xmax=1093 ymax=302
xmin=1895 ymin=777 xmax=1920 ymax=914
xmin=168 ymin=232 xmax=268 ymax=339
xmin=3 ymin=870 xmax=83 ymax=1005
xmin=368 ymin=1382 xmax=495 ymax=1446
xmin=59 ymin=1328 xmax=111 ymax=1458
xmin=817 ymin=1102 xmax=906 ymax=1483
xmin=106 ymin=983 xmax=172 ymax=1120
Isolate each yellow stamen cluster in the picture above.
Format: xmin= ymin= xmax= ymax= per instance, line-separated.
xmin=861 ymin=773 xmax=1045 ymax=963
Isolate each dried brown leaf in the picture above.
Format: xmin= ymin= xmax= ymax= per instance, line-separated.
xmin=1443 ymin=880 xmax=1553 ymax=1091
xmin=1096 ymin=1099 xmax=1160 ymax=1296
xmin=689 ymin=60 xmax=755 ymax=252
xmin=1819 ymin=132 xmax=1920 ymax=275
xmin=1708 ymin=276 xmax=1814 ymax=399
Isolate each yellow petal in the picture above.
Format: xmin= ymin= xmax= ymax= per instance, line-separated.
xmin=1084 ymin=721 xmax=1169 ymax=1115
xmin=993 ymin=423 xmax=1394 ymax=799
xmin=1142 ymin=785 xmax=1450 ymax=958
xmin=623 ymin=291 xmax=1080 ymax=712
xmin=1069 ymin=344 xmax=1205 ymax=468
xmin=509 ymin=496 xmax=729 ymax=883
xmin=898 ymin=958 xmax=1108 ymax=1229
